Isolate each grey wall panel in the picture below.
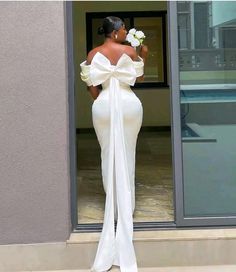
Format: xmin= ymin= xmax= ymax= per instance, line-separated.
xmin=0 ymin=2 xmax=71 ymax=244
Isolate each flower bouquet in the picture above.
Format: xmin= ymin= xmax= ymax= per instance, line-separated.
xmin=126 ymin=28 xmax=146 ymax=49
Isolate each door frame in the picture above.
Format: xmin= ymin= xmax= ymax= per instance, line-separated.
xmin=66 ymin=0 xmax=177 ymax=232
xmin=66 ymin=1 xmax=235 ymax=233
xmin=168 ymin=0 xmax=184 ymax=227
xmin=65 ymin=1 xmax=78 ymax=231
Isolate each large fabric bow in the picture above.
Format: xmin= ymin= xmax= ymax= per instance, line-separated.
xmin=90 ymin=52 xmax=137 ymax=87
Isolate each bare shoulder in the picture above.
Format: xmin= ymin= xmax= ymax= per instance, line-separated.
xmin=122 ymin=45 xmax=138 ymax=61
xmin=86 ymin=47 xmax=102 ymax=64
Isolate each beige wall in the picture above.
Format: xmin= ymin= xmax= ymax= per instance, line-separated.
xmin=73 ymin=1 xmax=171 ymax=128
xmin=0 ymin=2 xmax=70 ymax=244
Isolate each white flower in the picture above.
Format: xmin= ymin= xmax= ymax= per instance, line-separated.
xmin=126 ymin=33 xmax=134 ymax=43
xmin=129 ymin=28 xmax=136 ymax=35
xmin=130 ymin=38 xmax=140 ymax=47
xmin=135 ymin=30 xmax=145 ymax=39
xmin=126 ymin=28 xmax=146 ymax=48
xmin=126 ymin=34 xmax=140 ymax=47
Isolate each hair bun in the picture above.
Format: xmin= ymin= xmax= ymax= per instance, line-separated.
xmin=97 ymin=26 xmax=105 ymax=35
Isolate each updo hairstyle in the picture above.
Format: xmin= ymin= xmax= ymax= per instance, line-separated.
xmin=97 ymin=16 xmax=124 ymax=37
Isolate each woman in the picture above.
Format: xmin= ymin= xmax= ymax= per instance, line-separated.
xmin=80 ymin=16 xmax=148 ymax=272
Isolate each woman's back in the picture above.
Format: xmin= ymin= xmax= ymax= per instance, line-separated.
xmin=87 ymin=42 xmax=137 ymax=66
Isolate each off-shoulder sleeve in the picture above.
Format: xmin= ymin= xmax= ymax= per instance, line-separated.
xmin=133 ymin=56 xmax=144 ymax=77
xmin=80 ymin=61 xmax=92 ymax=86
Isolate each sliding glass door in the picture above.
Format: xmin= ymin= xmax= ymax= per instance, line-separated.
xmin=169 ymin=1 xmax=236 ymax=226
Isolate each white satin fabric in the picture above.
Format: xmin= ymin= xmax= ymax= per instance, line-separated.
xmin=80 ymin=52 xmax=144 ymax=272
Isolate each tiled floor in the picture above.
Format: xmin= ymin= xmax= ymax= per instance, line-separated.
xmin=77 ymin=130 xmax=174 ymax=223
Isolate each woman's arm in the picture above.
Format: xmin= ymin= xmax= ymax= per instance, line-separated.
xmin=86 ymin=48 xmax=100 ymax=100
xmin=138 ymin=45 xmax=148 ymax=63
xmin=87 ymin=85 xmax=99 ymax=100
xmin=136 ymin=45 xmax=148 ymax=83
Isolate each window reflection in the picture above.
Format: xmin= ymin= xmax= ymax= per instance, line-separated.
xmin=87 ymin=11 xmax=168 ymax=87
xmin=178 ymin=1 xmax=236 ymax=217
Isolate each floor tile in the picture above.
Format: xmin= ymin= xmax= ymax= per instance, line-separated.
xmin=77 ymin=131 xmax=174 ymax=223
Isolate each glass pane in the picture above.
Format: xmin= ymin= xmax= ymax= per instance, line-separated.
xmin=194 ymin=2 xmax=209 ymax=49
xmin=178 ymin=1 xmax=190 ymax=12
xmin=177 ymin=14 xmax=191 ymax=49
xmin=134 ymin=17 xmax=164 ymax=82
xmin=178 ymin=1 xmax=236 ymax=217
xmin=178 ymin=14 xmax=189 ymax=29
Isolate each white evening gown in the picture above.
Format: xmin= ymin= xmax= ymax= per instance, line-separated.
xmin=80 ymin=52 xmax=144 ymax=272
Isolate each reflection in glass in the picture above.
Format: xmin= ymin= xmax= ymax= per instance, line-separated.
xmin=87 ymin=12 xmax=167 ymax=86
xmin=134 ymin=17 xmax=164 ymax=82
xmin=178 ymin=1 xmax=236 ymax=217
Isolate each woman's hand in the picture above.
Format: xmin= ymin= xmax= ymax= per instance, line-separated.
xmin=88 ymin=86 xmax=100 ymax=100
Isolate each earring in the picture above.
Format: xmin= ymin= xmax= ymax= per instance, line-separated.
xmin=115 ymin=34 xmax=118 ymax=39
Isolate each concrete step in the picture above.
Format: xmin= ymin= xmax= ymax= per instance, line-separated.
xmin=2 ymin=229 xmax=236 ymax=271
xmin=28 ymin=265 xmax=236 ymax=272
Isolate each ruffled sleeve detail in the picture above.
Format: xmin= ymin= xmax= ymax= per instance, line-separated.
xmin=80 ymin=61 xmax=92 ymax=86
xmin=133 ymin=56 xmax=144 ymax=77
